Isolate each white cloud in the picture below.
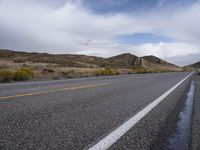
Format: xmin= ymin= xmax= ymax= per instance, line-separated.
xmin=75 ymin=41 xmax=199 ymax=61
xmin=0 ymin=0 xmax=199 ymax=65
xmin=165 ymin=53 xmax=200 ymax=66
xmin=130 ymin=42 xmax=199 ymax=58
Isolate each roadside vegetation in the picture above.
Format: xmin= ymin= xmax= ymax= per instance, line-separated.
xmin=0 ymin=65 xmax=182 ymax=83
xmin=133 ymin=67 xmax=150 ymax=74
xmin=94 ymin=68 xmax=118 ymax=76
xmin=0 ymin=59 xmax=186 ymax=83
xmin=13 ymin=68 xmax=34 ymax=81
xmin=61 ymin=69 xmax=77 ymax=79
xmin=133 ymin=67 xmax=159 ymax=74
xmin=0 ymin=50 xmax=187 ymax=83
xmin=0 ymin=71 xmax=13 ymax=82
xmin=0 ymin=68 xmax=34 ymax=82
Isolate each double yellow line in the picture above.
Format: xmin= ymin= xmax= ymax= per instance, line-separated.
xmin=0 ymin=82 xmax=111 ymax=100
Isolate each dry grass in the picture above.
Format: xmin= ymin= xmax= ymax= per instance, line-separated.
xmin=0 ymin=60 xmax=133 ymax=82
xmin=0 ymin=59 xmax=182 ymax=82
xmin=0 ymin=60 xmax=101 ymax=81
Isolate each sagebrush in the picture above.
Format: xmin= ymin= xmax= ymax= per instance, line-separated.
xmin=0 ymin=68 xmax=34 ymax=82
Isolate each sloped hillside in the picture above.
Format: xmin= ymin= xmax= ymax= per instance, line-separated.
xmin=141 ymin=55 xmax=181 ymax=71
xmin=0 ymin=49 xmax=181 ymax=71
xmin=187 ymin=62 xmax=200 ymax=68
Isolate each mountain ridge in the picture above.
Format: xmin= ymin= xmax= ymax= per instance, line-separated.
xmin=0 ymin=49 xmax=180 ymax=71
xmin=186 ymin=62 xmax=200 ymax=69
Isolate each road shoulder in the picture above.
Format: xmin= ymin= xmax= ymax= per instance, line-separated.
xmin=109 ymin=74 xmax=192 ymax=150
xmin=191 ymin=75 xmax=200 ymax=150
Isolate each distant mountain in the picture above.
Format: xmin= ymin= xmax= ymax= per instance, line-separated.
xmin=186 ymin=62 xmax=200 ymax=69
xmin=107 ymin=53 xmax=180 ymax=70
xmin=0 ymin=49 xmax=181 ymax=71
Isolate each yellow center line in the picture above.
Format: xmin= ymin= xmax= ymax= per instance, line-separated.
xmin=0 ymin=82 xmax=111 ymax=100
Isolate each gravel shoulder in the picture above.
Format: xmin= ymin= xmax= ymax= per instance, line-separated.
xmin=191 ymin=75 xmax=200 ymax=150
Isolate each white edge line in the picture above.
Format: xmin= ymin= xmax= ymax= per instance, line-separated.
xmin=87 ymin=72 xmax=193 ymax=150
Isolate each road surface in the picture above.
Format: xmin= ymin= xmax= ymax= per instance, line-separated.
xmin=0 ymin=72 xmax=197 ymax=150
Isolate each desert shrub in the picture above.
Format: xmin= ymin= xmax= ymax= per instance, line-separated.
xmin=115 ymin=71 xmax=120 ymax=75
xmin=134 ymin=68 xmax=149 ymax=74
xmin=53 ymin=76 xmax=59 ymax=80
xmin=62 ymin=69 xmax=76 ymax=79
xmin=14 ymin=60 xmax=25 ymax=63
xmin=0 ymin=71 xmax=13 ymax=82
xmin=13 ymin=68 xmax=34 ymax=81
xmin=95 ymin=68 xmax=116 ymax=76
xmin=14 ymin=71 xmax=29 ymax=81
xmin=128 ymin=71 xmax=132 ymax=75
xmin=133 ymin=67 xmax=161 ymax=74
xmin=0 ymin=64 xmax=8 ymax=70
xmin=22 ymin=64 xmax=29 ymax=67
xmin=42 ymin=68 xmax=55 ymax=74
xmin=94 ymin=69 xmax=102 ymax=76
xmin=20 ymin=68 xmax=34 ymax=77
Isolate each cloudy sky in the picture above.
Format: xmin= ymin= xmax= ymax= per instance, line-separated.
xmin=0 ymin=0 xmax=200 ymax=66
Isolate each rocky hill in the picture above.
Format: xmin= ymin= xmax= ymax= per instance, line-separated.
xmin=0 ymin=49 xmax=181 ymax=71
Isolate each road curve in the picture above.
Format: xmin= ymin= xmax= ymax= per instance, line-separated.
xmin=0 ymin=72 xmax=193 ymax=150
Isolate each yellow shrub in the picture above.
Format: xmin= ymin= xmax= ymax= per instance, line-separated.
xmin=20 ymin=68 xmax=34 ymax=77
xmin=134 ymin=68 xmax=149 ymax=74
xmin=133 ymin=67 xmax=160 ymax=74
xmin=95 ymin=68 xmax=116 ymax=76
xmin=13 ymin=68 xmax=34 ymax=81
xmin=0 ymin=71 xmax=13 ymax=82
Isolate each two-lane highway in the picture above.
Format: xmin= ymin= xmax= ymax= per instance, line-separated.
xmin=0 ymin=72 xmax=193 ymax=150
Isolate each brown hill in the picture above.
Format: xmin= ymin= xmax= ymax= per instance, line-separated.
xmin=142 ymin=55 xmax=169 ymax=64
xmin=0 ymin=49 xmax=107 ymax=68
xmin=141 ymin=55 xmax=180 ymax=71
xmin=187 ymin=62 xmax=200 ymax=69
xmin=107 ymin=53 xmax=139 ymax=68
xmin=0 ymin=49 xmax=180 ymax=71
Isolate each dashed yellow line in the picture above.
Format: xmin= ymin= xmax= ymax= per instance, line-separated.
xmin=0 ymin=82 xmax=111 ymax=100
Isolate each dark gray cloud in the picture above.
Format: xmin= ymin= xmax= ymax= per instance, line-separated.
xmin=0 ymin=22 xmax=47 ymax=51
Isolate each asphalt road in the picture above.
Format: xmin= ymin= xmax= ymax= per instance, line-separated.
xmin=0 ymin=72 xmax=195 ymax=150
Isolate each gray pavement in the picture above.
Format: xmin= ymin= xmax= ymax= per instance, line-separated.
xmin=0 ymin=72 xmax=195 ymax=150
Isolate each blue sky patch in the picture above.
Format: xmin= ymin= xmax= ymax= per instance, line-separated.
xmin=116 ymin=33 xmax=174 ymax=44
xmin=81 ymin=0 xmax=197 ymax=14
